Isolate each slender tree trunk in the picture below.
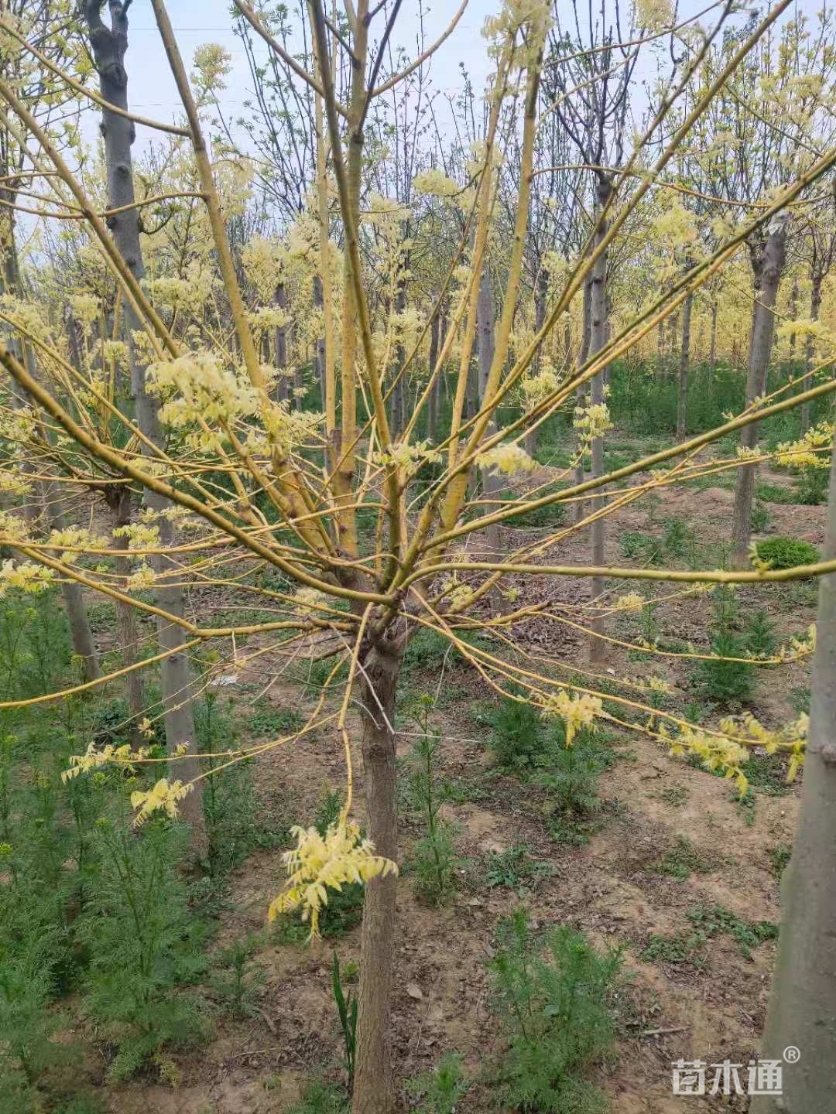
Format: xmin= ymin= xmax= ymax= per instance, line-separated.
xmin=275 ymin=281 xmax=289 ymax=404
xmin=353 ymin=639 xmax=401 ymax=1114
xmin=525 ymin=265 xmax=549 ymax=455
xmin=107 ymin=485 xmax=145 ymax=747
xmin=427 ymin=311 xmax=440 ymax=442
xmin=731 ymin=220 xmax=788 ymax=568
xmin=588 ymin=176 xmax=612 ymax=662
xmin=573 ymin=276 xmax=592 ymax=526
xmin=313 ymin=272 xmax=326 ymax=411
xmin=40 ymin=488 xmax=101 ymax=683
xmin=800 ymin=275 xmax=822 ymax=435
xmin=677 ymin=286 xmax=693 ymax=442
xmin=752 ymin=435 xmax=836 ymax=1114
xmin=477 ymin=267 xmax=501 ymax=561
xmin=708 ymin=295 xmax=718 ymax=386
xmin=84 ymin=1 xmax=204 ymax=850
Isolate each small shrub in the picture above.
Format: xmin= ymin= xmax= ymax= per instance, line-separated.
xmin=750 ymin=501 xmax=770 ymax=533
xmin=287 ymin=1079 xmax=349 ymax=1114
xmin=755 ymin=536 xmax=819 ymax=571
xmin=209 ymin=938 xmax=265 ymax=1019
xmin=404 ymin=709 xmax=459 ymax=904
xmin=489 ymin=909 xmax=623 ymax=1114
xmin=535 ymin=730 xmax=614 ymax=821
xmin=756 ymin=482 xmax=800 ymax=505
xmin=743 ymin=609 xmax=777 ymax=659
xmin=80 ymin=818 xmax=212 ymax=1080
xmin=405 ymin=1052 xmax=469 ymax=1114
xmin=488 ymin=692 xmax=547 ymax=771
xmin=694 ymin=630 xmax=753 ymax=704
xmin=795 ymin=465 xmax=830 ymax=505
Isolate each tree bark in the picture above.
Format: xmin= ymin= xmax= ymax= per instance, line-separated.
xmin=525 ymin=264 xmax=549 ymax=455
xmin=106 ymin=485 xmax=145 ymax=747
xmin=730 ymin=218 xmax=788 ymax=568
xmin=427 ymin=311 xmax=440 ymax=443
xmin=708 ymin=295 xmax=718 ymax=386
xmin=677 ymin=286 xmax=693 ymax=442
xmin=352 ymin=637 xmax=401 ymax=1114
xmin=274 ymin=280 xmax=289 ymax=404
xmin=44 ymin=490 xmax=102 ymax=683
xmin=800 ymin=275 xmax=822 ymax=435
xmin=477 ymin=266 xmax=501 ymax=561
xmin=752 ymin=435 xmax=836 ymax=1114
xmin=84 ymin=1 xmax=204 ymax=850
xmin=573 ymin=275 xmax=592 ymax=526
xmin=588 ymin=176 xmax=612 ymax=661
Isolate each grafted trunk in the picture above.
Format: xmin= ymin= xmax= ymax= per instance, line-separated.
xmin=731 ymin=218 xmax=787 ymax=568
xmin=752 ymin=436 xmax=836 ymax=1114
xmin=588 ymin=176 xmax=612 ymax=662
xmin=84 ymin=1 xmax=204 ymax=851
xmin=676 ymin=286 xmax=693 ymax=442
xmin=800 ymin=275 xmax=822 ymax=435
xmin=353 ymin=638 xmax=401 ymax=1114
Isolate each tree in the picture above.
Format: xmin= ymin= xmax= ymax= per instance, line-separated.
xmin=2 ymin=2 xmax=836 ymax=1110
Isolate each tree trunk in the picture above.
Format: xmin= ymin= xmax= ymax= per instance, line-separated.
xmin=107 ymin=485 xmax=145 ymax=747
xmin=43 ymin=490 xmax=102 ymax=683
xmin=730 ymin=219 xmax=788 ymax=568
xmin=275 ymin=281 xmax=289 ymax=404
xmin=84 ymin=1 xmax=204 ymax=851
xmin=353 ymin=639 xmax=401 ymax=1114
xmin=708 ymin=295 xmax=718 ymax=386
xmin=427 ymin=311 xmax=440 ymax=443
xmin=752 ymin=435 xmax=836 ymax=1114
xmin=677 ymin=287 xmax=693 ymax=442
xmin=573 ymin=276 xmax=592 ymax=526
xmin=588 ymin=176 xmax=612 ymax=661
xmin=477 ymin=267 xmax=501 ymax=561
xmin=800 ymin=275 xmax=822 ymax=435
xmin=525 ymin=265 xmax=549 ymax=455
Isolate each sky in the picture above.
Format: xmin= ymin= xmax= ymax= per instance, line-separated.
xmin=120 ymin=0 xmax=497 ymax=142
xmin=105 ymin=0 xmax=823 ymax=156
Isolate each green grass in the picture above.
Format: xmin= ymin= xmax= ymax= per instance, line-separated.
xmin=653 ymin=836 xmax=718 ymax=881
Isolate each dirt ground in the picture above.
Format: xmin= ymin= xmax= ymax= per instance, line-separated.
xmin=101 ymin=465 xmax=822 ymax=1114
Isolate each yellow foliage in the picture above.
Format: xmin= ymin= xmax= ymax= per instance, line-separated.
xmin=268 ymin=819 xmax=397 ymax=938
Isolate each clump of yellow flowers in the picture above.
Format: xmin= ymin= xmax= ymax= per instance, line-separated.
xmin=543 ymin=690 xmax=604 ymax=746
xmin=268 ymin=818 xmax=397 ymax=938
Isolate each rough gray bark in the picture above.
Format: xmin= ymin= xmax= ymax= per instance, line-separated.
xmin=752 ymin=435 xmax=836 ymax=1114
xmin=800 ymin=275 xmax=822 ymax=435
xmin=730 ymin=216 xmax=788 ymax=568
xmin=83 ymin=0 xmax=204 ymax=847
xmin=352 ymin=637 xmax=401 ymax=1114
xmin=588 ymin=177 xmax=612 ymax=661
xmin=677 ymin=286 xmax=693 ymax=442
xmin=312 ymin=272 xmax=325 ymax=410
